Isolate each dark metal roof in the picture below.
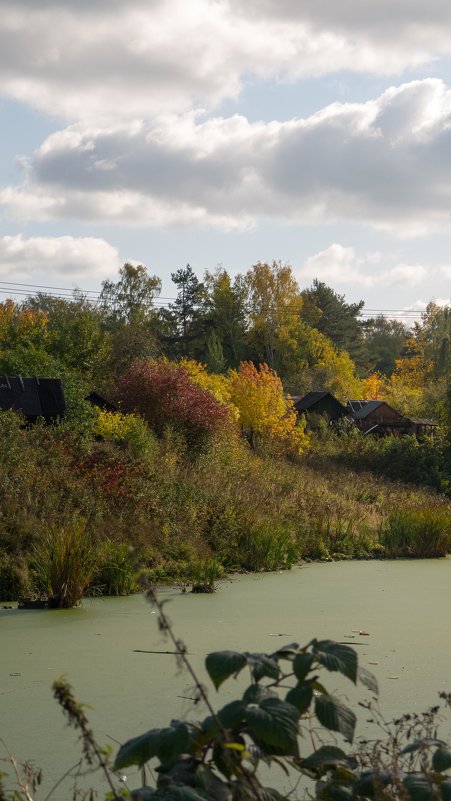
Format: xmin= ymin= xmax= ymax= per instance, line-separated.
xmin=293 ymin=391 xmax=332 ymax=411
xmin=0 ymin=375 xmax=66 ymax=420
xmin=347 ymin=399 xmax=369 ymax=414
xmin=349 ymin=400 xmax=385 ymax=420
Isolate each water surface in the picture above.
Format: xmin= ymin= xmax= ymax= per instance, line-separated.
xmin=1 ymin=560 xmax=451 ymax=796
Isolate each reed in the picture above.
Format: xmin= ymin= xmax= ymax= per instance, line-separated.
xmin=93 ymin=541 xmax=139 ymax=596
xmin=33 ymin=518 xmax=98 ymax=607
xmin=380 ymin=506 xmax=451 ymax=558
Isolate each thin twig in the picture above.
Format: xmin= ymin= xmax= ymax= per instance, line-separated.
xmin=42 ymin=759 xmax=82 ymax=801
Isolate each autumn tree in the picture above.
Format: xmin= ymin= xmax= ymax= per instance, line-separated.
xmin=383 ymin=337 xmax=426 ymax=416
xmin=415 ymin=302 xmax=451 ymax=380
xmin=293 ymin=322 xmax=362 ymax=401
xmin=113 ymin=358 xmax=231 ymax=451
xmin=244 ymin=261 xmax=304 ymax=381
xmin=0 ymin=299 xmax=59 ymax=375
xmin=228 ymin=361 xmax=308 ymax=454
xmin=180 ymin=358 xmax=238 ymax=420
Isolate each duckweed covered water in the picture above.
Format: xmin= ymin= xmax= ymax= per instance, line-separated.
xmin=1 ymin=559 xmax=451 ymax=796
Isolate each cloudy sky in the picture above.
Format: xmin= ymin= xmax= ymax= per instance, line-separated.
xmin=1 ymin=0 xmax=451 ymax=317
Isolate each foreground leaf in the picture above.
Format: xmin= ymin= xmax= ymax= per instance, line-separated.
xmin=242 ymin=685 xmax=277 ymax=705
xmin=313 ymin=641 xmax=357 ymax=684
xmin=245 ymin=653 xmax=280 ymax=682
xmin=300 ymin=746 xmax=351 ymax=775
xmin=285 ymin=684 xmax=313 ymax=715
xmin=315 ymin=695 xmax=356 ymax=743
xmin=433 ymin=747 xmax=451 ymax=773
xmin=205 ymin=651 xmax=247 ymax=690
xmin=293 ymin=652 xmax=314 ymax=682
xmin=402 ymin=774 xmax=434 ymax=801
xmin=246 ymin=698 xmax=299 ymax=755
xmin=153 ymin=787 xmax=210 ymax=801
xmin=353 ymin=770 xmax=391 ymax=798
xmin=357 ymin=666 xmax=378 ymax=695
xmin=217 ymin=701 xmax=246 ymax=731
xmin=114 ymin=723 xmax=190 ymax=770
xmin=196 ymin=764 xmax=233 ymax=801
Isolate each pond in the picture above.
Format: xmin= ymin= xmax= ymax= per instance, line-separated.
xmin=1 ymin=559 xmax=451 ymax=797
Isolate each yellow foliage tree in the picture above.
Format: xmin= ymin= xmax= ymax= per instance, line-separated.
xmin=228 ymin=361 xmax=308 ymax=455
xmin=179 ymin=358 xmax=239 ymax=421
xmin=361 ymin=372 xmax=385 ymax=400
xmin=383 ymin=337 xmax=427 ymax=416
xmin=296 ymin=324 xmax=362 ymax=401
xmin=0 ymin=299 xmax=49 ymax=348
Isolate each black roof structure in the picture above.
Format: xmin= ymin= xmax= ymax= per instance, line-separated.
xmin=293 ymin=391 xmax=334 ymax=411
xmin=292 ymin=391 xmax=348 ymax=420
xmin=347 ymin=400 xmax=385 ymax=419
xmin=0 ymin=376 xmax=66 ymax=422
xmin=85 ymin=391 xmax=117 ymax=413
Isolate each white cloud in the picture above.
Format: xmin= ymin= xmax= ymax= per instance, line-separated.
xmin=2 ymin=80 xmax=451 ymax=235
xmin=1 ymin=1 xmax=451 ymax=122
xmin=0 ymin=234 xmax=122 ymax=281
xmin=299 ymin=244 xmax=428 ymax=288
xmin=404 ymin=297 xmax=451 ymax=310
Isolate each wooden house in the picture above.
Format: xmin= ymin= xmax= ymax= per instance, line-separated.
xmin=0 ymin=375 xmax=66 ymax=423
xmin=291 ymin=391 xmax=348 ymax=422
xmin=347 ymin=399 xmax=409 ymax=435
xmin=405 ymin=417 xmax=438 ymax=437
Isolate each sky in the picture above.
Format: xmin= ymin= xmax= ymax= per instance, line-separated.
xmin=1 ymin=0 xmax=451 ymax=320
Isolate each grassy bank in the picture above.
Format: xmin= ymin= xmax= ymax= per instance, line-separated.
xmin=1 ymin=407 xmax=450 ymax=605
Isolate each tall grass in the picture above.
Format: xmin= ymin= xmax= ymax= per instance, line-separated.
xmin=380 ymin=507 xmax=451 ymax=558
xmin=33 ymin=518 xmax=98 ymax=607
xmin=93 ymin=542 xmax=138 ymax=596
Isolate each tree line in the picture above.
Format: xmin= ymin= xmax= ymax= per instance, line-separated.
xmin=0 ymin=260 xmax=450 ymax=426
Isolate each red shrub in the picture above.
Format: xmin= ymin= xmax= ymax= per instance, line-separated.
xmin=113 ymin=359 xmax=231 ymax=449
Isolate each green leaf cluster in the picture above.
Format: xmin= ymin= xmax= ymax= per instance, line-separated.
xmin=113 ymin=638 xmax=376 ymax=800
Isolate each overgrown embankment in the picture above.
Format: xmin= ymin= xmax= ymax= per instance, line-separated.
xmin=1 ymin=409 xmax=450 ymax=604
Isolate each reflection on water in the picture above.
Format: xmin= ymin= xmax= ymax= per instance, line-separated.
xmin=1 ymin=559 xmax=451 ymax=796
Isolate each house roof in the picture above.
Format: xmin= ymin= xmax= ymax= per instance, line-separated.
xmin=348 ymin=400 xmax=385 ymax=420
xmin=293 ymin=391 xmax=333 ymax=411
xmin=0 ymin=375 xmax=66 ymax=420
xmin=85 ymin=391 xmax=117 ymax=412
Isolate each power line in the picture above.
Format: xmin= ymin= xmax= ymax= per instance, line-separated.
xmin=0 ymin=281 xmax=443 ymax=320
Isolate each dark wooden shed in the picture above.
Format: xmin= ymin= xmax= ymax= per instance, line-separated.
xmin=347 ymin=399 xmax=408 ymax=435
xmin=292 ymin=391 xmax=348 ymax=421
xmin=0 ymin=375 xmax=66 ymax=423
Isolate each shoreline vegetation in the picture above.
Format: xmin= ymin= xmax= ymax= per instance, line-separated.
xmin=0 ymin=264 xmax=450 ymax=606
xmin=0 ymin=399 xmax=450 ymax=607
